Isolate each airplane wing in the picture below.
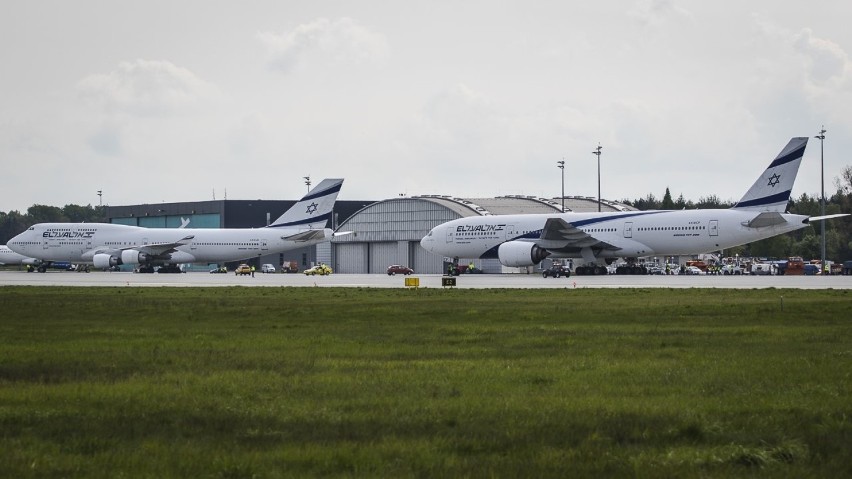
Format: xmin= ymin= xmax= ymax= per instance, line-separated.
xmin=536 ymin=218 xmax=622 ymax=252
xmin=121 ymin=235 xmax=195 ymax=256
xmin=282 ymin=229 xmax=327 ymax=242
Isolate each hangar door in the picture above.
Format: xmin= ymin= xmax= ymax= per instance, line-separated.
xmin=335 ymin=243 xmax=368 ymax=273
xmin=369 ymin=242 xmax=397 ymax=274
xmin=413 ymin=243 xmax=444 ymax=274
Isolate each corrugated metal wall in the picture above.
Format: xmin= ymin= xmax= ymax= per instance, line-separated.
xmin=335 ymin=243 xmax=368 ymax=273
xmin=333 ymin=198 xmax=464 ymax=273
xmin=412 ymin=242 xmax=444 ymax=274
xmin=369 ymin=242 xmax=397 ymax=273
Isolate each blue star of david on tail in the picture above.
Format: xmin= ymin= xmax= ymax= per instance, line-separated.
xmin=767 ymin=173 xmax=781 ymax=187
xmin=306 ymin=202 xmax=318 ymax=214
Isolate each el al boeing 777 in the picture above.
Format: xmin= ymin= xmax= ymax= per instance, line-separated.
xmin=8 ymin=178 xmax=344 ymax=273
xmin=421 ymin=138 xmax=848 ymax=274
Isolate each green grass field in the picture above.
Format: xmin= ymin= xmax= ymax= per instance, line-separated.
xmin=0 ymin=286 xmax=850 ymax=478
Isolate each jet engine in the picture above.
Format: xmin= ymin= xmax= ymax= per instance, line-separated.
xmin=497 ymin=241 xmax=551 ymax=267
xmin=120 ymin=249 xmax=149 ymax=265
xmin=93 ymin=253 xmax=121 ymax=269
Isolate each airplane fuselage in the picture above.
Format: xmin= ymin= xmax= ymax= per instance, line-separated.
xmin=9 ymin=223 xmax=330 ymax=265
xmin=421 ymin=209 xmax=810 ymax=261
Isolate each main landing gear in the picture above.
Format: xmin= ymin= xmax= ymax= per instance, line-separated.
xmin=573 ymin=265 xmax=608 ymax=275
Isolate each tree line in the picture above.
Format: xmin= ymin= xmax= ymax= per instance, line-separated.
xmin=0 ymin=205 xmax=107 ymax=245
xmin=2 ymin=166 xmax=851 ymax=261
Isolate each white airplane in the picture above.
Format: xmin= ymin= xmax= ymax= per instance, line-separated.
xmin=8 ymin=178 xmax=344 ymax=273
xmin=0 ymin=245 xmax=38 ymax=266
xmin=420 ymin=137 xmax=848 ymax=274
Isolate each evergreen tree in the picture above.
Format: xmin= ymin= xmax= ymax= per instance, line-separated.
xmin=661 ymin=188 xmax=675 ymax=209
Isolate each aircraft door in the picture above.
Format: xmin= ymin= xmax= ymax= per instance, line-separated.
xmin=623 ymin=222 xmax=633 ymax=238
xmin=709 ymin=220 xmax=719 ymax=237
xmin=506 ymin=225 xmax=516 ymax=241
xmin=261 ymin=239 xmax=269 ymax=251
xmin=446 ymin=228 xmax=453 ymax=243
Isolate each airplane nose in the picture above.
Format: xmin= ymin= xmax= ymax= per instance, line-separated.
xmin=420 ymin=230 xmax=434 ymax=251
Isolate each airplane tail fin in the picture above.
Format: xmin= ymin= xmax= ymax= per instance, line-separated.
xmin=732 ymin=137 xmax=808 ymax=212
xmin=268 ymin=178 xmax=344 ymax=229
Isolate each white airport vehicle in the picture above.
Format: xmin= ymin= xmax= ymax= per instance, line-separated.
xmin=8 ymin=179 xmax=344 ymax=273
xmin=420 ymin=138 xmax=848 ymax=274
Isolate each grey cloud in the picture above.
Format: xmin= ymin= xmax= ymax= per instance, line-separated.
xmin=257 ymin=17 xmax=390 ymax=73
xmin=87 ymin=123 xmax=122 ymax=156
xmin=793 ymin=28 xmax=850 ymax=85
xmin=630 ymin=0 xmax=692 ymax=27
xmin=77 ymin=59 xmax=220 ymax=117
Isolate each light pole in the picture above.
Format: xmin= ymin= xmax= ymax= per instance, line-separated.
xmin=592 ymin=143 xmax=602 ymax=212
xmin=557 ymin=160 xmax=565 ymax=211
xmin=815 ymin=126 xmax=826 ymax=275
xmin=304 ymin=176 xmax=311 ymax=193
xmin=97 ymin=190 xmax=102 ymax=206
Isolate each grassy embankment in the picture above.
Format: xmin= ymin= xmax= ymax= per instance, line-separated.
xmin=0 ymin=286 xmax=850 ymax=478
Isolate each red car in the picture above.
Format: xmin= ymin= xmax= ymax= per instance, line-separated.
xmin=387 ymin=264 xmax=414 ymax=275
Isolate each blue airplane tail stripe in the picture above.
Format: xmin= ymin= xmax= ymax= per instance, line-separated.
xmin=268 ymin=212 xmax=332 ymax=228
xmin=768 ymin=142 xmax=807 ymax=168
xmin=733 ymin=190 xmax=792 ymax=209
xmin=302 ymin=183 xmax=342 ymax=202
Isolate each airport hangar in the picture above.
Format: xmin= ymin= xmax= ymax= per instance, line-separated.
xmin=106 ymin=196 xmax=635 ymax=274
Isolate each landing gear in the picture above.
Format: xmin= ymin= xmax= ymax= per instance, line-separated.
xmin=157 ymin=265 xmax=183 ymax=273
xmin=574 ymin=265 xmax=608 ymax=275
xmin=614 ymin=265 xmax=648 ymax=275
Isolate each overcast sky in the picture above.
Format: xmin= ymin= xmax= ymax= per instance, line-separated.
xmin=2 ymin=1 xmax=851 ymax=212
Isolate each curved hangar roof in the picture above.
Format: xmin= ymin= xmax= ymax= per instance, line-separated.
xmin=333 ymin=195 xmax=635 ymax=244
xmin=415 ymin=195 xmax=635 ymax=216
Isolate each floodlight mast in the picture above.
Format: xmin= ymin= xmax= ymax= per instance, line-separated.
xmin=557 ymin=160 xmax=565 ymax=211
xmin=592 ymin=144 xmax=602 ymax=212
xmin=815 ymin=126 xmax=826 ymax=276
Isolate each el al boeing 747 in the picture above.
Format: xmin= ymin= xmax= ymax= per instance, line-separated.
xmin=0 ymin=245 xmax=38 ymax=266
xmin=8 ymin=178 xmax=344 ymax=273
xmin=420 ymin=138 xmax=848 ymax=274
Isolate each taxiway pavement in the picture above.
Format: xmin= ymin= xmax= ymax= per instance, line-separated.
xmin=1 ymin=270 xmax=850 ymax=289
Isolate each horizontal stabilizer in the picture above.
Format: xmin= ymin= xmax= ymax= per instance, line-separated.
xmin=744 ymin=212 xmax=787 ymax=228
xmin=282 ymin=229 xmax=327 ymax=242
xmin=808 ymin=213 xmax=850 ymax=222
xmin=333 ymin=231 xmax=354 ymax=238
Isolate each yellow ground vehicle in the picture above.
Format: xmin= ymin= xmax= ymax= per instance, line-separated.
xmin=303 ymin=264 xmax=332 ymax=276
xmin=235 ymin=264 xmax=252 ymax=276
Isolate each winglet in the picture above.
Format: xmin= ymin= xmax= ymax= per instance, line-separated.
xmin=732 ymin=137 xmax=808 ymax=212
